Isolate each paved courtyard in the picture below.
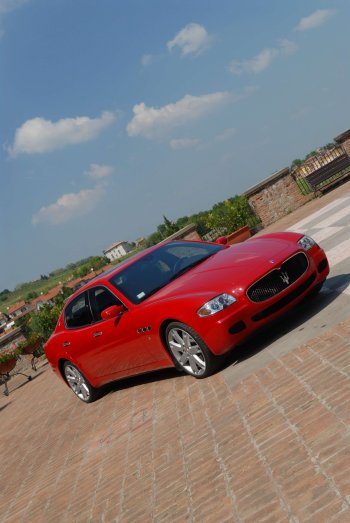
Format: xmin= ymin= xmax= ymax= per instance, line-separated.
xmin=1 ymin=184 xmax=350 ymax=522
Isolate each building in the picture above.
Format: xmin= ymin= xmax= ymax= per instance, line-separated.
xmin=31 ymin=286 xmax=63 ymax=311
xmin=0 ymin=312 xmax=7 ymax=329
xmin=7 ymin=300 xmax=34 ymax=321
xmin=103 ymin=241 xmax=132 ymax=262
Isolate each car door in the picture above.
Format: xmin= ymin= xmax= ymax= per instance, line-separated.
xmin=60 ymin=290 xmax=97 ymax=375
xmin=84 ymin=285 xmax=160 ymax=378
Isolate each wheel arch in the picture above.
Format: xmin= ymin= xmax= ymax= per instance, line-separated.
xmin=58 ymin=358 xmax=70 ymax=384
xmin=159 ymin=318 xmax=180 ymax=352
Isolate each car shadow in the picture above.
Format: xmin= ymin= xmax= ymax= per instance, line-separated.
xmin=100 ymin=367 xmax=182 ymax=398
xmin=221 ymin=274 xmax=349 ymax=368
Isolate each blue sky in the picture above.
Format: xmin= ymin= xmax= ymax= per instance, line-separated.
xmin=1 ymin=0 xmax=349 ymax=290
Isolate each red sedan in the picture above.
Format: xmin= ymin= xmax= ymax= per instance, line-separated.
xmin=44 ymin=233 xmax=329 ymax=402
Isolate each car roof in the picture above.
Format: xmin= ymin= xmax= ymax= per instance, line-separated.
xmin=63 ymin=238 xmax=216 ymax=305
xmin=63 ymin=240 xmax=173 ymax=303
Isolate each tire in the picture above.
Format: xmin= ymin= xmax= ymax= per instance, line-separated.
xmin=63 ymin=361 xmax=99 ymax=403
xmin=305 ymin=281 xmax=325 ymax=300
xmin=165 ymin=322 xmax=219 ymax=378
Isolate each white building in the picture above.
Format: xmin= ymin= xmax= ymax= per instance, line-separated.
xmin=103 ymin=241 xmax=132 ymax=262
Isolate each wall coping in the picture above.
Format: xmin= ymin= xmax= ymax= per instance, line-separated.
xmin=244 ymin=167 xmax=290 ymax=197
xmin=334 ymin=129 xmax=350 ymax=144
xmin=159 ymin=223 xmax=198 ymax=243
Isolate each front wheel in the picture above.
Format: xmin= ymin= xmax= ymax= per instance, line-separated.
xmin=165 ymin=322 xmax=219 ymax=378
xmin=63 ymin=361 xmax=99 ymax=403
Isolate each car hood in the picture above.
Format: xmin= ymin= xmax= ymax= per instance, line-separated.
xmin=146 ymin=237 xmax=298 ymax=303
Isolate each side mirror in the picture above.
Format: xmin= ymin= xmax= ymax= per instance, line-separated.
xmin=101 ymin=304 xmax=125 ymax=320
xmin=216 ymin=236 xmax=228 ymax=245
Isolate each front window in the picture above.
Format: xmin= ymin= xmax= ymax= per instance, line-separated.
xmin=109 ymin=241 xmax=223 ymax=304
xmin=89 ymin=286 xmax=122 ymax=321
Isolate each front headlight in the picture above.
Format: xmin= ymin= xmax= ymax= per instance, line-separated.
xmin=197 ymin=293 xmax=236 ymax=317
xmin=298 ymin=235 xmax=316 ymax=250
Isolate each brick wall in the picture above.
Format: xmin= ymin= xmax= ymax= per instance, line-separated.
xmin=335 ymin=129 xmax=350 ymax=157
xmin=244 ymin=168 xmax=314 ymax=227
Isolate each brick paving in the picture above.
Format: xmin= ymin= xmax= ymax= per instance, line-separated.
xmin=1 ymin=185 xmax=350 ymax=522
xmin=0 ymin=316 xmax=350 ymax=522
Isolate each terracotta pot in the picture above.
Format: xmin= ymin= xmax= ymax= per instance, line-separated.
xmin=22 ymin=340 xmax=41 ymax=355
xmin=0 ymin=358 xmax=17 ymax=374
xmin=226 ymin=225 xmax=251 ymax=245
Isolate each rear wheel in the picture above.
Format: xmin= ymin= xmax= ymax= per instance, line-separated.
xmin=63 ymin=361 xmax=99 ymax=403
xmin=165 ymin=322 xmax=219 ymax=378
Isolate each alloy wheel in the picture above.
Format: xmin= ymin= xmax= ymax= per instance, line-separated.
xmin=64 ymin=364 xmax=91 ymax=402
xmin=167 ymin=327 xmax=206 ymax=376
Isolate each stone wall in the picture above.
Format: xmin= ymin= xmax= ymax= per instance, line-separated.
xmin=159 ymin=223 xmax=201 ymax=243
xmin=244 ymin=168 xmax=314 ymax=227
xmin=335 ymin=129 xmax=350 ymax=157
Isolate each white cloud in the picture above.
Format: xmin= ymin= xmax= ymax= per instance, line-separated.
xmin=84 ymin=163 xmax=114 ymax=179
xmin=244 ymin=85 xmax=259 ymax=94
xmin=32 ymin=186 xmax=105 ymax=226
xmin=228 ymin=39 xmax=297 ymax=75
xmin=8 ymin=111 xmax=115 ymax=156
xmin=127 ymin=91 xmax=231 ymax=139
xmin=0 ymin=0 xmax=29 ymax=14
xmin=278 ymin=38 xmax=298 ymax=56
xmin=214 ymin=128 xmax=237 ymax=142
xmin=141 ymin=54 xmax=154 ymax=66
xmin=167 ymin=23 xmax=212 ymax=56
xmin=229 ymin=48 xmax=278 ymax=75
xmin=296 ymin=9 xmax=336 ymax=31
xmin=170 ymin=138 xmax=200 ymax=150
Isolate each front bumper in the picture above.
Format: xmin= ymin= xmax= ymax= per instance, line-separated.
xmin=200 ymin=247 xmax=329 ymax=355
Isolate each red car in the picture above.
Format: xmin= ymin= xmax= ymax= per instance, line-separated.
xmin=44 ymin=233 xmax=329 ymax=402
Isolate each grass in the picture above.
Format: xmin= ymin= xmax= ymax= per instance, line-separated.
xmin=0 ymin=269 xmax=81 ymax=313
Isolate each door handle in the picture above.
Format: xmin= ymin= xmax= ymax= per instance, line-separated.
xmin=62 ymin=341 xmax=70 ymax=347
xmin=93 ymin=331 xmax=103 ymax=338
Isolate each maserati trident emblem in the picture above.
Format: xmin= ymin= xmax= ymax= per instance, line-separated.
xmin=280 ymin=271 xmax=289 ymax=285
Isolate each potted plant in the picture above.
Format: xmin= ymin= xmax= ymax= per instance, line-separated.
xmin=18 ymin=334 xmax=42 ymax=355
xmin=0 ymin=347 xmax=20 ymax=374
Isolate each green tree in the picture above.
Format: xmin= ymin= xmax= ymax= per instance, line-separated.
xmin=162 ymin=215 xmax=179 ymax=237
xmin=145 ymin=231 xmax=163 ymax=247
xmin=25 ymin=291 xmax=39 ymax=301
xmin=206 ymin=196 xmax=255 ymax=233
xmin=24 ymin=287 xmax=73 ymax=342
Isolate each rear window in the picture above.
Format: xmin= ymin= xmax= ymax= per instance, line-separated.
xmin=65 ymin=292 xmax=93 ymax=328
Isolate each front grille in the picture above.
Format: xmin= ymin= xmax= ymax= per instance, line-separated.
xmin=251 ymin=272 xmax=316 ymax=321
xmin=247 ymin=253 xmax=309 ymax=303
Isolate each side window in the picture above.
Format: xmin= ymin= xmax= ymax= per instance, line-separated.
xmin=90 ymin=287 xmax=122 ymax=321
xmin=65 ymin=292 xmax=93 ymax=329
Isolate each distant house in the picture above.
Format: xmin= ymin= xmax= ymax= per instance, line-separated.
xmin=0 ymin=312 xmax=8 ymax=333
xmin=7 ymin=300 xmax=34 ymax=321
xmin=103 ymin=241 xmax=132 ymax=262
xmin=0 ymin=312 xmax=7 ymax=329
xmin=135 ymin=237 xmax=145 ymax=248
xmin=31 ymin=286 xmax=63 ymax=311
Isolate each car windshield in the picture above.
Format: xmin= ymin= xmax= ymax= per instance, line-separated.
xmin=109 ymin=241 xmax=223 ymax=304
